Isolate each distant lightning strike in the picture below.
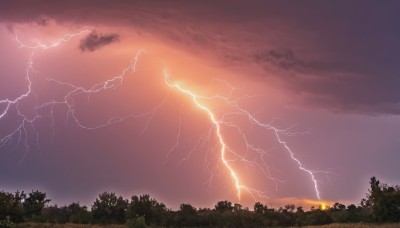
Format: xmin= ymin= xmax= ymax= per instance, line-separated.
xmin=1 ymin=28 xmax=323 ymax=203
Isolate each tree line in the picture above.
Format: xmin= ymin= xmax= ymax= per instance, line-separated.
xmin=1 ymin=177 xmax=399 ymax=227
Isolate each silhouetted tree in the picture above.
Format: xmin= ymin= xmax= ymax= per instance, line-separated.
xmin=41 ymin=205 xmax=68 ymax=224
xmin=215 ymin=200 xmax=233 ymax=213
xmin=295 ymin=206 xmax=305 ymax=226
xmin=362 ymin=176 xmax=400 ymax=222
xmin=3 ymin=177 xmax=400 ymax=226
xmin=275 ymin=205 xmax=295 ymax=226
xmin=329 ymin=202 xmax=347 ymax=223
xmin=174 ymin=203 xmax=198 ymax=226
xmin=332 ymin=202 xmax=346 ymax=211
xmin=92 ymin=192 xmax=128 ymax=224
xmin=23 ymin=190 xmax=50 ymax=222
xmin=303 ymin=208 xmax=332 ymax=225
xmin=0 ymin=191 xmax=25 ymax=223
xmin=230 ymin=205 xmax=253 ymax=227
xmin=126 ymin=215 xmax=146 ymax=228
xmin=67 ymin=202 xmax=91 ymax=224
xmin=128 ymin=194 xmax=167 ymax=226
xmin=179 ymin=203 xmax=196 ymax=215
xmin=196 ymin=208 xmax=215 ymax=226
xmin=253 ymin=202 xmax=267 ymax=215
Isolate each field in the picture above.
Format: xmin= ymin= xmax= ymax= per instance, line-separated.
xmin=304 ymin=224 xmax=400 ymax=228
xmin=11 ymin=223 xmax=400 ymax=228
xmin=14 ymin=224 xmax=127 ymax=228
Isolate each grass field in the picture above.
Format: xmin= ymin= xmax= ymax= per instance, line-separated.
xmin=11 ymin=223 xmax=400 ymax=228
xmin=304 ymin=223 xmax=400 ymax=228
xmin=14 ymin=224 xmax=127 ymax=228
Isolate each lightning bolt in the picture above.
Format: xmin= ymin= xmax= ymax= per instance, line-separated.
xmin=14 ymin=29 xmax=90 ymax=49
xmin=1 ymin=27 xmax=325 ymax=204
xmin=162 ymin=71 xmax=244 ymax=199
xmin=161 ymin=67 xmax=322 ymax=200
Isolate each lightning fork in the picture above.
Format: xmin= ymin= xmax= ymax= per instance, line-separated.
xmin=1 ymin=27 xmax=325 ymax=203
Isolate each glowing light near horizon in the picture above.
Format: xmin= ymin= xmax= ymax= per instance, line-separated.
xmin=1 ymin=27 xmax=325 ymax=202
xmin=304 ymin=199 xmax=331 ymax=210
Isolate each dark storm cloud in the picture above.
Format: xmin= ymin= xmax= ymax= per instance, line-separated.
xmin=254 ymin=49 xmax=306 ymax=71
xmin=1 ymin=0 xmax=400 ymax=114
xmin=252 ymin=47 xmax=400 ymax=114
xmin=79 ymin=31 xmax=119 ymax=52
xmin=253 ymin=49 xmax=350 ymax=72
xmin=36 ymin=15 xmax=50 ymax=26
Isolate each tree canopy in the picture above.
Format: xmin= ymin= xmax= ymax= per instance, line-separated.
xmin=1 ymin=177 xmax=399 ymax=227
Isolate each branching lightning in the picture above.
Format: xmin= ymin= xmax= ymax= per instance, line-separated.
xmin=1 ymin=27 xmax=325 ymax=204
xmin=14 ymin=29 xmax=90 ymax=49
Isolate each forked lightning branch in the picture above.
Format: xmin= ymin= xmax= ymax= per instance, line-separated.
xmin=0 ymin=28 xmax=324 ymax=203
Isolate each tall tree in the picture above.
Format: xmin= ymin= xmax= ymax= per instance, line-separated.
xmin=214 ymin=200 xmax=233 ymax=213
xmin=128 ymin=194 xmax=167 ymax=226
xmin=0 ymin=191 xmax=25 ymax=223
xmin=23 ymin=190 xmax=50 ymax=221
xmin=92 ymin=192 xmax=128 ymax=224
xmin=362 ymin=176 xmax=400 ymax=222
xmin=67 ymin=202 xmax=91 ymax=224
xmin=176 ymin=203 xmax=198 ymax=226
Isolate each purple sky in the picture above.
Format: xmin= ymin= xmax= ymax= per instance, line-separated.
xmin=1 ymin=0 xmax=400 ymax=209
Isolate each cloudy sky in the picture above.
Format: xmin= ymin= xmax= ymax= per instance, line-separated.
xmin=1 ymin=0 xmax=400 ymax=209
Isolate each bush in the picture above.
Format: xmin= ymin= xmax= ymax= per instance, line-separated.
xmin=0 ymin=216 xmax=14 ymax=228
xmin=126 ymin=215 xmax=146 ymax=228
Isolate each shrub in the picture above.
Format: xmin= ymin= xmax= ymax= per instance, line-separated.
xmin=126 ymin=215 xmax=146 ymax=228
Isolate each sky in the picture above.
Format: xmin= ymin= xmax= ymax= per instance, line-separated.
xmin=1 ymin=0 xmax=400 ymax=209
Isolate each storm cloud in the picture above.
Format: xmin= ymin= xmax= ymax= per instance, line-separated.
xmin=79 ymin=30 xmax=119 ymax=52
xmin=1 ymin=0 xmax=399 ymax=114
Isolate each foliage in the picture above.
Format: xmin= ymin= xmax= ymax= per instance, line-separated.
xmin=0 ymin=177 xmax=399 ymax=226
xmin=214 ymin=200 xmax=233 ymax=213
xmin=23 ymin=190 xmax=51 ymax=222
xmin=67 ymin=202 xmax=91 ymax=224
xmin=128 ymin=194 xmax=167 ymax=226
xmin=361 ymin=177 xmax=400 ymax=222
xmin=0 ymin=216 xmax=14 ymax=228
xmin=0 ymin=191 xmax=25 ymax=223
xmin=92 ymin=192 xmax=128 ymax=224
xmin=41 ymin=205 xmax=68 ymax=224
xmin=126 ymin=215 xmax=146 ymax=228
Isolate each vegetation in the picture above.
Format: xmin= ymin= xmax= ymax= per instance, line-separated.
xmin=0 ymin=177 xmax=399 ymax=227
